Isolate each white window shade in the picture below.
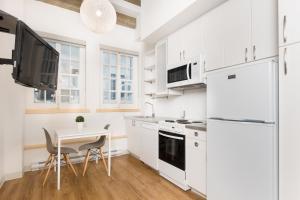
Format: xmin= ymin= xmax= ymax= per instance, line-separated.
xmin=80 ymin=0 xmax=117 ymax=34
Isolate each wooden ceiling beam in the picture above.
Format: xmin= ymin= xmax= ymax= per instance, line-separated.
xmin=37 ymin=0 xmax=137 ymax=29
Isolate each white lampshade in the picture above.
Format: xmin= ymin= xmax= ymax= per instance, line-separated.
xmin=80 ymin=0 xmax=117 ymax=34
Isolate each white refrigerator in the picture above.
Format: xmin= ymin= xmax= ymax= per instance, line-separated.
xmin=207 ymin=58 xmax=278 ymax=200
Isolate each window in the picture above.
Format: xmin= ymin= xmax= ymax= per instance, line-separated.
xmin=30 ymin=39 xmax=86 ymax=109
xmin=100 ymin=49 xmax=138 ymax=108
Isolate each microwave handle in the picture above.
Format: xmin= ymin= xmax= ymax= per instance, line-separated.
xmin=159 ymin=132 xmax=184 ymax=140
xmin=187 ymin=62 xmax=191 ymax=80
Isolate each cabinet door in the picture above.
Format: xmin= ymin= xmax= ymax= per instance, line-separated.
xmin=223 ymin=0 xmax=251 ymax=67
xmin=279 ymin=0 xmax=300 ymax=47
xmin=126 ymin=119 xmax=140 ymax=157
xmin=279 ymin=44 xmax=300 ymax=200
xmin=186 ymin=138 xmax=207 ymax=195
xmin=202 ymin=4 xmax=225 ymax=71
xmin=167 ymin=30 xmax=183 ymax=67
xmin=251 ymin=0 xmax=278 ymax=61
xmin=140 ymin=123 xmax=158 ymax=170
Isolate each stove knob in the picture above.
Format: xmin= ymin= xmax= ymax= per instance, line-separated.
xmin=194 ymin=132 xmax=198 ymax=137
xmin=194 ymin=142 xmax=199 ymax=147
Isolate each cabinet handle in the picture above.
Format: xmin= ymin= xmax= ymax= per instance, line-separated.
xmin=194 ymin=142 xmax=199 ymax=147
xmin=253 ymin=45 xmax=256 ymax=60
xmin=180 ymin=51 xmax=182 ymax=61
xmin=283 ymin=15 xmax=287 ymax=43
xmin=245 ymin=48 xmax=248 ymax=62
xmin=194 ymin=132 xmax=198 ymax=137
xmin=284 ymin=48 xmax=287 ymax=75
xmin=183 ymin=50 xmax=185 ymax=60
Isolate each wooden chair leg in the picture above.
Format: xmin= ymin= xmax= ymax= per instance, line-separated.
xmin=43 ymin=155 xmax=54 ymax=186
xmin=63 ymin=154 xmax=69 ymax=168
xmin=100 ymin=148 xmax=108 ymax=173
xmin=82 ymin=150 xmax=91 ymax=176
xmin=40 ymin=154 xmax=51 ymax=176
xmin=66 ymin=154 xmax=78 ymax=176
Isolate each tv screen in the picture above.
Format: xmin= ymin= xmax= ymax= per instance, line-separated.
xmin=12 ymin=20 xmax=59 ymax=91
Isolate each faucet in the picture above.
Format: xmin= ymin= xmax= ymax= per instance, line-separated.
xmin=145 ymin=102 xmax=155 ymax=118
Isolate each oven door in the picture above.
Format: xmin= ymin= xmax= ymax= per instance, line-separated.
xmin=167 ymin=63 xmax=191 ymax=88
xmin=159 ymin=130 xmax=185 ymax=170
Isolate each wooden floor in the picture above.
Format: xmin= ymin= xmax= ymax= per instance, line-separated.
xmin=0 ymin=155 xmax=205 ymax=200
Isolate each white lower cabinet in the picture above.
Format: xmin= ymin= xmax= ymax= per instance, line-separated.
xmin=186 ymin=129 xmax=207 ymax=195
xmin=126 ymin=119 xmax=141 ymax=158
xmin=126 ymin=119 xmax=158 ymax=170
xmin=139 ymin=123 xmax=158 ymax=170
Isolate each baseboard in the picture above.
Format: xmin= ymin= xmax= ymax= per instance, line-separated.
xmin=0 ymin=177 xmax=4 ymax=189
xmin=4 ymin=172 xmax=23 ymax=181
xmin=24 ymin=149 xmax=129 ymax=172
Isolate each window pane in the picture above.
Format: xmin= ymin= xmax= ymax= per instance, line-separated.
xmin=46 ymin=90 xmax=56 ymax=103
xmin=127 ymin=82 xmax=132 ymax=91
xmin=111 ymin=79 xmax=116 ymax=90
xmin=61 ymin=44 xmax=70 ymax=59
xmin=61 ymin=76 xmax=70 ymax=88
xmin=60 ymin=59 xmax=70 ymax=74
xmin=103 ymin=66 xmax=110 ymax=78
xmin=121 ymin=80 xmax=125 ymax=91
xmin=61 ymin=96 xmax=70 ymax=103
xmin=110 ymin=53 xmax=117 ymax=66
xmin=103 ymin=91 xmax=109 ymax=101
xmin=71 ymin=60 xmax=80 ymax=70
xmin=71 ymin=76 xmax=79 ymax=89
xmin=61 ymin=89 xmax=70 ymax=96
xmin=120 ymin=55 xmax=126 ymax=68
xmin=34 ymin=89 xmax=45 ymax=103
xmin=71 ymin=46 xmax=80 ymax=61
xmin=120 ymin=68 xmax=126 ymax=79
xmin=111 ymin=92 xmax=116 ymax=100
xmin=110 ymin=66 xmax=116 ymax=78
xmin=121 ymin=92 xmax=125 ymax=101
xmin=103 ymin=53 xmax=110 ymax=65
xmin=127 ymin=93 xmax=133 ymax=103
xmin=104 ymin=79 xmax=110 ymax=91
xmin=70 ymin=90 xmax=80 ymax=104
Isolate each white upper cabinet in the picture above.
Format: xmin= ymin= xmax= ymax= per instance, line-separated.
xmin=202 ymin=5 xmax=225 ymax=71
xmin=252 ymin=0 xmax=278 ymax=60
xmin=167 ymin=29 xmax=184 ymax=67
xmin=167 ymin=18 xmax=203 ymax=67
xmin=279 ymin=0 xmax=300 ymax=47
xmin=222 ymin=0 xmax=251 ymax=68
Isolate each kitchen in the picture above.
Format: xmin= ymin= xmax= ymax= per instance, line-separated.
xmin=0 ymin=0 xmax=299 ymax=199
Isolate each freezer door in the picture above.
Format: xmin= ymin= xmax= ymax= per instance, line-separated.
xmin=207 ymin=119 xmax=278 ymax=200
xmin=207 ymin=59 xmax=277 ymax=122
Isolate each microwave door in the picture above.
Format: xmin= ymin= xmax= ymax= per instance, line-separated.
xmin=167 ymin=64 xmax=189 ymax=88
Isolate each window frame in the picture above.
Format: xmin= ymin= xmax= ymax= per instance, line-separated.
xmin=99 ymin=47 xmax=139 ymax=109
xmin=26 ymin=36 xmax=87 ymax=110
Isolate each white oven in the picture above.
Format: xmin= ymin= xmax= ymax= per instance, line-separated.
xmin=167 ymin=56 xmax=205 ymax=88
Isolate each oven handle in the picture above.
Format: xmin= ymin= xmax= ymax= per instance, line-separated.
xmin=159 ymin=132 xmax=184 ymax=140
xmin=187 ymin=62 xmax=191 ymax=80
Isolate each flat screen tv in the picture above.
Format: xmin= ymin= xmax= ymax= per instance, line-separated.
xmin=12 ymin=20 xmax=59 ymax=91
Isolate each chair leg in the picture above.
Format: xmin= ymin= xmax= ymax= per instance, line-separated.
xmin=66 ymin=154 xmax=78 ymax=176
xmin=82 ymin=150 xmax=91 ymax=176
xmin=40 ymin=154 xmax=51 ymax=176
xmin=43 ymin=155 xmax=54 ymax=186
xmin=63 ymin=154 xmax=69 ymax=168
xmin=100 ymin=148 xmax=108 ymax=173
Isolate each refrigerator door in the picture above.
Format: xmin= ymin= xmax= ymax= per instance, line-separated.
xmin=207 ymin=59 xmax=277 ymax=122
xmin=207 ymin=119 xmax=278 ymax=200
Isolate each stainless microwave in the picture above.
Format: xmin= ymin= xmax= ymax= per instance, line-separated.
xmin=167 ymin=57 xmax=205 ymax=88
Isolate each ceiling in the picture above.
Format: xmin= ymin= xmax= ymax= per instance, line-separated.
xmin=37 ymin=0 xmax=140 ymax=29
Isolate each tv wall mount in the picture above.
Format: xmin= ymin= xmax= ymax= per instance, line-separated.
xmin=0 ymin=10 xmax=17 ymax=66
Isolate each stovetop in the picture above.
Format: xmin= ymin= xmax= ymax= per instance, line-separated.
xmin=164 ymin=119 xmax=205 ymax=125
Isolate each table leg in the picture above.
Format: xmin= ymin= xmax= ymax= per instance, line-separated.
xmin=57 ymin=139 xmax=61 ymax=190
xmin=108 ymin=132 xmax=111 ymax=176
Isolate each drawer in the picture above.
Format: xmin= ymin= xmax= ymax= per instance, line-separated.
xmin=185 ymin=129 xmax=206 ymax=140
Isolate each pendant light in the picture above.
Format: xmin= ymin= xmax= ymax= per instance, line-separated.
xmin=80 ymin=0 xmax=117 ymax=34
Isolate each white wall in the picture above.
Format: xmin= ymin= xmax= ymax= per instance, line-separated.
xmin=140 ymin=0 xmax=196 ymax=40
xmin=153 ymin=89 xmax=206 ymax=120
xmin=20 ymin=0 xmax=142 ymax=169
xmin=0 ymin=0 xmax=26 ymax=182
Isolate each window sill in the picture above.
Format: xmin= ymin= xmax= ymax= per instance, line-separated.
xmin=25 ymin=108 xmax=90 ymax=114
xmin=96 ymin=108 xmax=140 ymax=113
